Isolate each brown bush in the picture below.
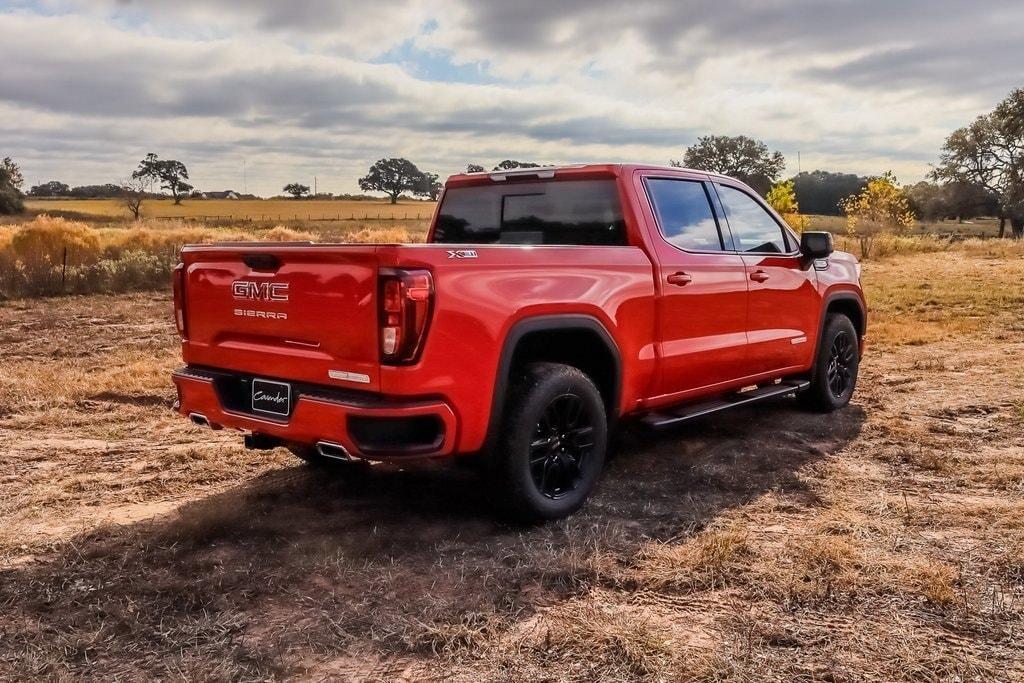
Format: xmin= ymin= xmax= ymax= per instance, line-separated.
xmin=262 ymin=225 xmax=317 ymax=241
xmin=0 ymin=216 xmax=421 ymax=299
xmin=1 ymin=216 xmax=101 ymax=294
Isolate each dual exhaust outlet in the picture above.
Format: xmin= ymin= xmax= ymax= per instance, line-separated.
xmin=314 ymin=441 xmax=355 ymax=461
xmin=245 ymin=433 xmax=355 ymax=461
xmin=190 ymin=412 xmax=354 ymax=461
xmin=189 ymin=412 xmax=212 ymax=428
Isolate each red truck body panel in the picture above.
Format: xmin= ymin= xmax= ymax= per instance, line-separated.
xmin=181 ymin=246 xmax=383 ymax=390
xmin=172 ymin=163 xmax=865 ymax=460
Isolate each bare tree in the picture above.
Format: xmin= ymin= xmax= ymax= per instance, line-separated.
xmin=119 ymin=178 xmax=146 ymax=220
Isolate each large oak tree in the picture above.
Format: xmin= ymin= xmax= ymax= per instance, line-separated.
xmin=132 ymin=153 xmax=192 ymax=205
xmin=673 ymin=135 xmax=785 ymax=196
xmin=358 ymin=158 xmax=434 ymax=204
xmin=933 ymin=88 xmax=1024 ymax=238
xmin=283 ymin=183 xmax=310 ymax=198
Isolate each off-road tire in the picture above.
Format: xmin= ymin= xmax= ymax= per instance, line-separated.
xmin=488 ymin=362 xmax=608 ymax=522
xmin=798 ymin=313 xmax=860 ymax=412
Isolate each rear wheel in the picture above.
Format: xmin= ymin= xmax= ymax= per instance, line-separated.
xmin=488 ymin=363 xmax=607 ymax=522
xmin=798 ymin=313 xmax=860 ymax=412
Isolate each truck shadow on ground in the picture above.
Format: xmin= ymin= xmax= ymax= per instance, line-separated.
xmin=1 ymin=397 xmax=865 ymax=677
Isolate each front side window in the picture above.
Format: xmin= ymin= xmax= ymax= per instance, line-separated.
xmin=432 ymin=179 xmax=626 ymax=245
xmin=717 ymin=185 xmax=789 ymax=254
xmin=645 ymin=178 xmax=723 ymax=251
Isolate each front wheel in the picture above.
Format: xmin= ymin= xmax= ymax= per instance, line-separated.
xmin=798 ymin=313 xmax=860 ymax=412
xmin=488 ymin=363 xmax=608 ymax=522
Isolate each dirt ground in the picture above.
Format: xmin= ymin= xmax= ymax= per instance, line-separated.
xmin=1 ymin=248 xmax=1022 ymax=681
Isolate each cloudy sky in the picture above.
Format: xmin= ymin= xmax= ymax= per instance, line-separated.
xmin=2 ymin=0 xmax=1022 ymax=196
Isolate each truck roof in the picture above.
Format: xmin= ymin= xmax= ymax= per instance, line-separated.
xmin=445 ymin=163 xmax=735 ymax=187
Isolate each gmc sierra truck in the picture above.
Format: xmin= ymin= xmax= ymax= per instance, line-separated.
xmin=172 ymin=164 xmax=865 ymax=520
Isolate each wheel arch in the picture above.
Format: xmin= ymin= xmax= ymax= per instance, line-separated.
xmin=816 ymin=292 xmax=866 ymax=359
xmin=487 ymin=315 xmax=623 ymax=442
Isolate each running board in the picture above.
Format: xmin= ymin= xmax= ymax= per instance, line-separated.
xmin=640 ymin=379 xmax=810 ymax=430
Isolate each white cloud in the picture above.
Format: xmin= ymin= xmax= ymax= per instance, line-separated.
xmin=4 ymin=1 xmax=1023 ymax=194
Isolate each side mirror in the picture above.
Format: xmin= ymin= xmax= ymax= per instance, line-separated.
xmin=800 ymin=231 xmax=834 ymax=260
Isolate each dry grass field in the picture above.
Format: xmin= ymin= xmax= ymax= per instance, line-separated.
xmin=0 ymin=215 xmax=430 ymax=299
xmin=806 ymin=214 xmax=1002 ymax=238
xmin=1 ymin=241 xmax=1023 ymax=680
xmin=24 ymin=198 xmax=437 ymax=222
xmin=20 ymin=200 xmax=998 ymax=239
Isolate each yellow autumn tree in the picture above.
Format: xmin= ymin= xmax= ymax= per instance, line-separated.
xmin=766 ymin=179 xmax=809 ymax=233
xmin=841 ymin=171 xmax=915 ymax=235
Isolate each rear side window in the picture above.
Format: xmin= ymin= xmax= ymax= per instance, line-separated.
xmin=433 ymin=179 xmax=626 ymax=245
xmin=716 ymin=185 xmax=789 ymax=253
xmin=645 ymin=178 xmax=723 ymax=251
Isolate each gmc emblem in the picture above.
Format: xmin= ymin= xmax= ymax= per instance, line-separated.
xmin=232 ymin=280 xmax=289 ymax=302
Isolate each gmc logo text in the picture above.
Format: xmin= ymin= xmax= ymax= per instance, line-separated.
xmin=232 ymin=280 xmax=289 ymax=302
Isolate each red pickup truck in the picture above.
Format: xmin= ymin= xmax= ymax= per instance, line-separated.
xmin=172 ymin=164 xmax=865 ymax=520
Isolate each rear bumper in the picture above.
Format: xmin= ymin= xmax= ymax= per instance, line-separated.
xmin=172 ymin=367 xmax=458 ymax=459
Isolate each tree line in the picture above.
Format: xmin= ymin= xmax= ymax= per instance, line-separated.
xmin=671 ymin=87 xmax=1024 ymax=238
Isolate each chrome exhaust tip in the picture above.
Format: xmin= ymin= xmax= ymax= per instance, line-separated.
xmin=316 ymin=441 xmax=354 ymax=461
xmin=188 ymin=412 xmax=210 ymax=428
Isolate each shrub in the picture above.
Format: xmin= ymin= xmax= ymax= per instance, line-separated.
xmin=341 ymin=226 xmax=422 ymax=243
xmin=0 ymin=216 xmax=204 ymax=297
xmin=262 ymin=225 xmax=317 ymax=241
xmin=767 ymin=179 xmax=810 ymax=233
xmin=0 ymin=215 xmax=418 ymax=298
xmin=841 ymin=172 xmax=916 ymax=257
xmin=0 ymin=184 xmax=23 ymax=215
xmin=2 ymin=216 xmax=101 ymax=295
xmin=68 ymin=251 xmax=170 ymax=294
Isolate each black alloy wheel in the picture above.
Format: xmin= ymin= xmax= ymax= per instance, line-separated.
xmin=797 ymin=313 xmax=860 ymax=412
xmin=488 ymin=362 xmax=608 ymax=522
xmin=529 ymin=393 xmax=596 ymax=500
xmin=826 ymin=330 xmax=855 ymax=398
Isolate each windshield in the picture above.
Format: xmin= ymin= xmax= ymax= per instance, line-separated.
xmin=432 ymin=179 xmax=626 ymax=245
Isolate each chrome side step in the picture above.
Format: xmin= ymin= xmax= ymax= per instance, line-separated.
xmin=640 ymin=379 xmax=811 ymax=430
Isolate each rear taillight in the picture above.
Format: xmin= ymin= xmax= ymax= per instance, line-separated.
xmin=379 ymin=268 xmax=433 ymax=364
xmin=172 ymin=262 xmax=187 ymax=339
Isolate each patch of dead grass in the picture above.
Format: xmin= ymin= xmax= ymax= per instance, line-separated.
xmin=479 ymin=598 xmax=706 ymax=682
xmin=635 ymin=523 xmax=752 ymax=592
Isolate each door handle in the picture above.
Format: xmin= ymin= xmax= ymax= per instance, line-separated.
xmin=667 ymin=272 xmax=693 ymax=286
xmin=750 ymin=270 xmax=770 ymax=283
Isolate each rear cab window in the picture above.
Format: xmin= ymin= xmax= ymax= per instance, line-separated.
xmin=432 ymin=179 xmax=626 ymax=245
xmin=644 ymin=178 xmax=725 ymax=252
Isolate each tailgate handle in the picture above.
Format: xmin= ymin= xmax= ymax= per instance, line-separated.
xmin=242 ymin=254 xmax=281 ymax=271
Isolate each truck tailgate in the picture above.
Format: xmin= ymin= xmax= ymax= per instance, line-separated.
xmin=180 ymin=244 xmax=382 ymax=391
